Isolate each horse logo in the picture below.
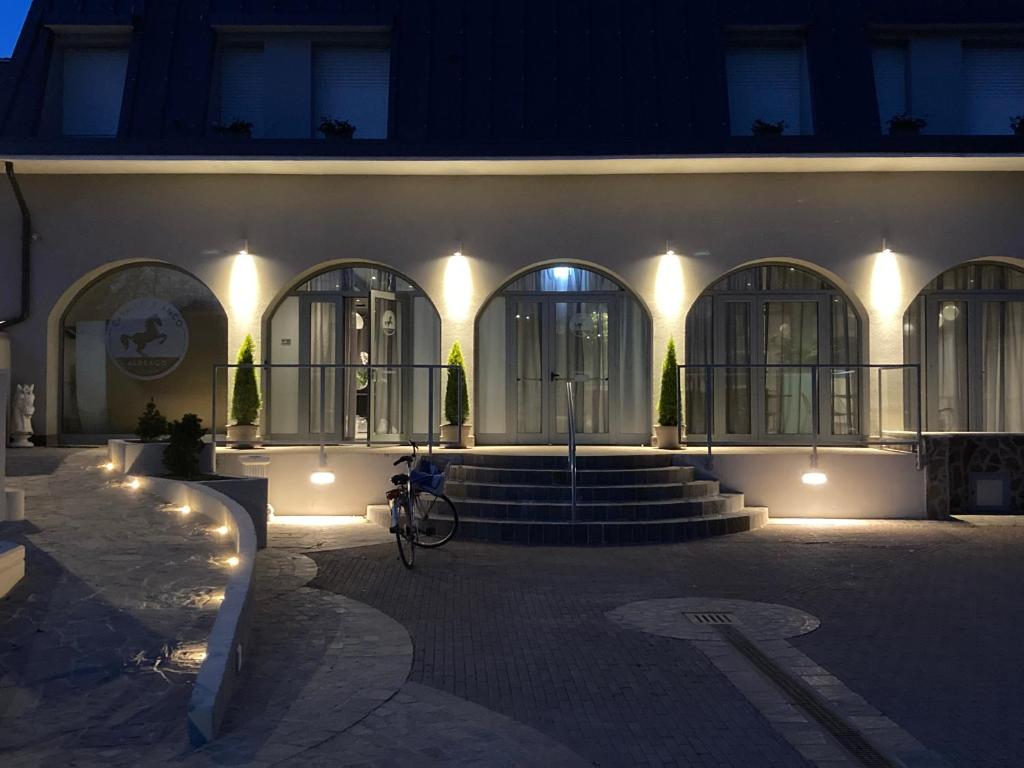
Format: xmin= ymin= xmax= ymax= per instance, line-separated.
xmin=120 ymin=316 xmax=168 ymax=355
xmin=106 ymin=299 xmax=189 ymax=380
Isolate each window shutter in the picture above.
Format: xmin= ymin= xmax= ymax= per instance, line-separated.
xmin=964 ymin=47 xmax=1024 ymax=135
xmin=726 ymin=46 xmax=805 ymax=135
xmin=220 ymin=48 xmax=264 ymax=136
xmin=872 ymin=45 xmax=908 ymax=129
xmin=62 ymin=48 xmax=129 ymax=137
xmin=313 ymin=48 xmax=390 ymax=139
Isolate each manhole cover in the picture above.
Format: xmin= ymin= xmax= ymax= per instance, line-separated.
xmin=685 ymin=612 xmax=735 ymax=625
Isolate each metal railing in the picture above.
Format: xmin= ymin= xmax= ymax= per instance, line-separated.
xmin=676 ymin=363 xmax=923 ymax=468
xmin=211 ymin=362 xmax=463 ymax=460
xmin=565 ymin=380 xmax=578 ymax=521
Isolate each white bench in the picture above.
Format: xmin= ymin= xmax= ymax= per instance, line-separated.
xmin=0 ymin=541 xmax=25 ymax=598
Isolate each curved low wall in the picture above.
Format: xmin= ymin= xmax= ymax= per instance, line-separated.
xmin=141 ymin=476 xmax=258 ymax=747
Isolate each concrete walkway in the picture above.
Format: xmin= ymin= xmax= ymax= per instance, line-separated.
xmin=0 ymin=448 xmax=231 ymax=766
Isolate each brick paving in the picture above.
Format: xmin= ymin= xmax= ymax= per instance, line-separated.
xmin=309 ymin=519 xmax=1024 ymax=768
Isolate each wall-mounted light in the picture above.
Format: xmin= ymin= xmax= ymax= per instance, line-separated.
xmin=229 ymin=245 xmax=259 ymax=329
xmin=443 ymin=251 xmax=473 ymax=322
xmin=870 ymin=243 xmax=902 ymax=316
xmin=309 ymin=445 xmax=336 ymax=485
xmin=655 ymin=249 xmax=685 ymax=320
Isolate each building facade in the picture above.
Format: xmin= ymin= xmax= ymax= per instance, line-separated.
xmin=0 ymin=1 xmax=1022 ymax=465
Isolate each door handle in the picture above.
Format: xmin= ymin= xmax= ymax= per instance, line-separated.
xmin=550 ymin=371 xmax=562 ymax=382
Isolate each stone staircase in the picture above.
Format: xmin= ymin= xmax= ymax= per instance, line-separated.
xmin=369 ymin=452 xmax=767 ymax=546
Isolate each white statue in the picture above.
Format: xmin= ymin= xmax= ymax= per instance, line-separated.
xmin=10 ymin=384 xmax=35 ymax=448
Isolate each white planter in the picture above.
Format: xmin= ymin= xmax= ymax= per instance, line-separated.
xmin=654 ymin=424 xmax=680 ymax=450
xmin=439 ymin=423 xmax=469 ymax=448
xmin=226 ymin=424 xmax=260 ymax=449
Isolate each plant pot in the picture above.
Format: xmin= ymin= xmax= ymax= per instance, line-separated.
xmin=654 ymin=424 xmax=680 ymax=450
xmin=439 ymin=423 xmax=469 ymax=448
xmin=226 ymin=423 xmax=260 ymax=449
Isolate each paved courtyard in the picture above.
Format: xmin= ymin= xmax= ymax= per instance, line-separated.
xmin=2 ymin=449 xmax=1023 ymax=766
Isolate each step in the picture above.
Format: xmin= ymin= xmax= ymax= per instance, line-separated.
xmin=445 ymin=465 xmax=696 ymax=486
xmin=445 ymin=453 xmax=679 ymax=471
xmin=445 ymin=479 xmax=719 ymax=503
xmin=367 ymin=505 xmax=769 ymax=546
xmin=441 ymin=496 xmax=729 ymax=522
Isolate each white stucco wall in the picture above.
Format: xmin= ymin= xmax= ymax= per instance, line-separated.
xmin=0 ymin=169 xmax=1020 ymax=440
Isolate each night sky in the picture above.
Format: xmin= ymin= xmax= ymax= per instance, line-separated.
xmin=1 ymin=1 xmax=32 ymax=58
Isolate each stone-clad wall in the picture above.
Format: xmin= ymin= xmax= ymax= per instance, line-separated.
xmin=923 ymin=435 xmax=1024 ymax=518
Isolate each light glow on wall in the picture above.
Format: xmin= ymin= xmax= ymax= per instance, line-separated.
xmin=443 ymin=251 xmax=473 ymax=322
xmin=229 ymin=250 xmax=259 ymax=330
xmin=654 ymin=250 xmax=685 ymax=320
xmin=801 ymin=470 xmax=828 ymax=486
xmin=870 ymin=248 xmax=902 ymax=316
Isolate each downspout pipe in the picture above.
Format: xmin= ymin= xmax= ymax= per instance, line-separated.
xmin=0 ymin=160 xmax=31 ymax=329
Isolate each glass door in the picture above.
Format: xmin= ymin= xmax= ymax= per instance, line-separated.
xmin=512 ymin=301 xmax=545 ymax=440
xmin=981 ymin=300 xmax=1024 ymax=432
xmin=551 ymin=300 xmax=611 ymax=441
xmin=300 ymin=296 xmax=343 ymax=441
xmin=763 ymin=300 xmax=818 ymax=437
xmin=370 ymin=290 xmax=402 ymax=443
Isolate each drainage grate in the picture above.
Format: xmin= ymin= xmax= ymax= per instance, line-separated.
xmin=716 ymin=624 xmax=897 ymax=768
xmin=685 ymin=612 xmax=734 ymax=625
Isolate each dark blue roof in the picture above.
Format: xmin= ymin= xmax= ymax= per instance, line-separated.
xmin=2 ymin=0 xmax=1024 ymax=157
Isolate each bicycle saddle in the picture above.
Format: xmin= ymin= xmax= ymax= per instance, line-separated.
xmin=391 ymin=473 xmax=409 ymax=486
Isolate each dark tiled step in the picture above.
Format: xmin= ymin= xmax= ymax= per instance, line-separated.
xmin=445 ymin=479 xmax=719 ymax=503
xmin=446 ymin=496 xmax=727 ymax=522
xmin=445 ymin=465 xmax=696 ymax=486
xmin=446 ymin=453 xmax=679 ymax=470
xmin=367 ymin=505 xmax=768 ymax=546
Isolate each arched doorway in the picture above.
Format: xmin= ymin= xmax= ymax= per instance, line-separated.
xmin=685 ymin=262 xmax=864 ymax=444
xmin=475 ymin=264 xmax=651 ymax=445
xmin=264 ymin=263 xmax=440 ymax=443
xmin=59 ymin=262 xmax=227 ymax=441
xmin=904 ymin=260 xmax=1024 ymax=432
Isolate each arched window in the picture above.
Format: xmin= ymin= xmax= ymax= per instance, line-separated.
xmin=904 ymin=261 xmax=1024 ymax=432
xmin=60 ymin=263 xmax=227 ymax=440
xmin=685 ymin=263 xmax=863 ymax=443
xmin=475 ymin=264 xmax=651 ymax=445
xmin=265 ymin=264 xmax=440 ymax=443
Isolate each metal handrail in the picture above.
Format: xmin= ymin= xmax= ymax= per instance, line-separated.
xmin=675 ymin=362 xmax=924 ymax=469
xmin=211 ymin=363 xmax=463 ymax=469
xmin=565 ymin=380 xmax=577 ymax=522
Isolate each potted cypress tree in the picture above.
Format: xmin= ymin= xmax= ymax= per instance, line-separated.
xmin=227 ymin=334 xmax=261 ymax=448
xmin=655 ymin=339 xmax=681 ymax=450
xmin=440 ymin=341 xmax=470 ymax=448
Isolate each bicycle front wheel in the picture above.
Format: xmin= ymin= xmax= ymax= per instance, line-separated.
xmin=395 ymin=500 xmax=416 ymax=568
xmin=411 ymin=492 xmax=459 ymax=548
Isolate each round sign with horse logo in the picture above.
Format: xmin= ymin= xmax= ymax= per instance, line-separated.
xmin=106 ymin=298 xmax=189 ymax=380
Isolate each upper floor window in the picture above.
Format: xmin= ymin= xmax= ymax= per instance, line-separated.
xmin=219 ymin=47 xmax=264 ymax=137
xmin=963 ymin=46 xmax=1024 ymax=135
xmin=61 ymin=47 xmax=128 ymax=136
xmin=872 ymin=44 xmax=910 ymax=132
xmin=312 ymin=47 xmax=390 ymax=139
xmin=726 ymin=43 xmax=813 ymax=136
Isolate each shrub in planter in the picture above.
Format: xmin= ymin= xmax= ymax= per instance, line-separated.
xmin=441 ymin=341 xmax=470 ymax=447
xmin=752 ymin=119 xmax=786 ymax=136
xmin=213 ymin=119 xmax=254 ymax=138
xmin=164 ymin=414 xmax=207 ymax=480
xmin=135 ymin=399 xmax=169 ymax=442
xmin=655 ymin=339 xmax=681 ymax=450
xmin=228 ymin=335 xmax=261 ymax=448
xmin=888 ymin=114 xmax=927 ymax=136
xmin=319 ymin=117 xmax=356 ymax=140
xmin=1011 ymin=115 xmax=1024 ymax=137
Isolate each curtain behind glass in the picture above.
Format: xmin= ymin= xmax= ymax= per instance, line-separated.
xmin=935 ymin=301 xmax=968 ymax=431
xmin=764 ymin=301 xmax=817 ymax=434
xmin=830 ymin=298 xmax=861 ymax=435
xmin=620 ymin=298 xmax=650 ymax=436
xmin=515 ymin=303 xmax=543 ymax=434
xmin=309 ymin=301 xmax=337 ymax=434
xmin=983 ymin=301 xmax=1024 ymax=431
xmin=685 ymin=297 xmax=712 ymax=434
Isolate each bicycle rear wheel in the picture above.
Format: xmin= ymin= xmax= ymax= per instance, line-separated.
xmin=395 ymin=500 xmax=416 ymax=568
xmin=411 ymin=491 xmax=458 ymax=548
